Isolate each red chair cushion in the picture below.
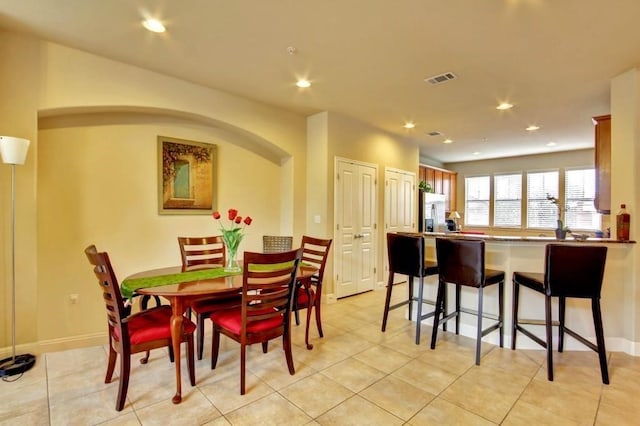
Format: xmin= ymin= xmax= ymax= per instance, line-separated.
xmin=210 ymin=307 xmax=283 ymax=334
xmin=296 ymin=288 xmax=310 ymax=306
xmin=113 ymin=306 xmax=196 ymax=345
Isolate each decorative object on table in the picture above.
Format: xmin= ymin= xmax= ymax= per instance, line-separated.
xmin=158 ymin=136 xmax=216 ymax=215
xmin=616 ymin=203 xmax=630 ymax=241
xmin=448 ymin=211 xmax=461 ymax=231
xmin=0 ymin=136 xmax=36 ymax=378
xmin=547 ymin=194 xmax=569 ymax=240
xmin=418 ymin=180 xmax=434 ymax=193
xmin=213 ymin=208 xmax=252 ymax=272
xmin=569 ymin=231 xmax=590 ymax=241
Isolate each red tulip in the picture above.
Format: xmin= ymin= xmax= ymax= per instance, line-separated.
xmin=228 ymin=209 xmax=238 ymax=220
xmin=212 ymin=211 xmax=221 ymax=219
xmin=234 ymin=216 xmax=243 ymax=224
xmin=244 ymin=216 xmax=252 ymax=225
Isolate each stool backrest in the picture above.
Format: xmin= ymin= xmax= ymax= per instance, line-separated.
xmin=436 ymin=238 xmax=485 ymax=287
xmin=387 ymin=233 xmax=425 ymax=277
xmin=545 ymin=244 xmax=607 ymax=298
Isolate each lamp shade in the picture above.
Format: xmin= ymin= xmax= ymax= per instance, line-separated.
xmin=448 ymin=211 xmax=461 ymax=220
xmin=0 ymin=136 xmax=30 ymax=165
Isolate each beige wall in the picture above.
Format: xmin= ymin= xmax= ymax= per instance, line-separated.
xmin=0 ymin=31 xmax=307 ymax=354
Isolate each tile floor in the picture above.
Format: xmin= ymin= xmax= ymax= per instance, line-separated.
xmin=2 ymin=284 xmax=639 ymax=425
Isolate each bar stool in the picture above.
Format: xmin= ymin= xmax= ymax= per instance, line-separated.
xmin=382 ymin=233 xmax=439 ymax=345
xmin=430 ymin=238 xmax=505 ymax=365
xmin=512 ymin=244 xmax=609 ymax=384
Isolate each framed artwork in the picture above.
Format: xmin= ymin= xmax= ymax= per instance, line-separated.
xmin=158 ymin=136 xmax=217 ymax=215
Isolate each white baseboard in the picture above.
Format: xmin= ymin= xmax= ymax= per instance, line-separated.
xmin=0 ymin=332 xmax=107 ymax=358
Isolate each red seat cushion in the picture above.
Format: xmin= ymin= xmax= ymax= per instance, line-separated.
xmin=113 ymin=306 xmax=196 ymax=345
xmin=210 ymin=307 xmax=283 ymax=334
xmin=296 ymin=287 xmax=310 ymax=306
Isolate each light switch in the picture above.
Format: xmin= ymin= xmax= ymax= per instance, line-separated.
xmin=314 ymin=215 xmax=321 ymax=224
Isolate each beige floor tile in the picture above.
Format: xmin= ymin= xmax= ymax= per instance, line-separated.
xmin=359 ymin=375 xmax=435 ymax=420
xmin=415 ymin=343 xmax=476 ymax=376
xmin=45 ymin=345 xmax=109 ymax=379
xmin=352 ymin=345 xmax=412 ymax=374
xmin=293 ymin=344 xmax=351 ymax=371
xmin=224 ymin=393 xmax=311 ymax=426
xmin=279 ymin=372 xmax=354 ymax=418
xmin=249 ymin=356 xmax=316 ymax=391
xmin=392 ymin=359 xmax=458 ymax=395
xmin=98 ymin=412 xmax=142 ymax=425
xmin=316 ymin=395 xmax=404 ymax=425
xmin=0 ymin=406 xmax=50 ymax=426
xmin=0 ymin=380 xmax=48 ymax=423
xmin=135 ymin=390 xmax=222 ymax=425
xmin=595 ymin=402 xmax=640 ymax=426
xmin=480 ymin=347 xmax=543 ymax=378
xmin=502 ymin=400 xmax=580 ymax=426
xmin=198 ymin=371 xmax=274 ymax=414
xmin=408 ymin=397 xmax=496 ymax=425
xmin=49 ymin=387 xmax=133 ymax=425
xmin=320 ymin=358 xmax=386 ymax=392
xmin=313 ymin=332 xmax=375 ymax=357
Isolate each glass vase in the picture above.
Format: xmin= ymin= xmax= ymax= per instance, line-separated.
xmin=222 ymin=237 xmax=242 ymax=273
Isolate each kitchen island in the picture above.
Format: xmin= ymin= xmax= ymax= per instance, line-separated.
xmin=417 ymin=232 xmax=638 ymax=355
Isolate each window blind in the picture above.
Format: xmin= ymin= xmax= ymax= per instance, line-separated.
xmin=565 ymin=168 xmax=600 ymax=230
xmin=465 ymin=176 xmax=490 ymax=226
xmin=527 ymin=171 xmax=559 ymax=228
xmin=494 ymin=173 xmax=522 ymax=227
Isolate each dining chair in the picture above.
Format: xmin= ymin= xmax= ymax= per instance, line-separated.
xmin=178 ymin=236 xmax=242 ymax=360
xmin=512 ymin=244 xmax=609 ymax=383
xmin=293 ymin=236 xmax=332 ymax=346
xmin=84 ymin=245 xmax=196 ymax=411
xmin=430 ymin=238 xmax=505 ymax=365
xmin=210 ymin=248 xmax=302 ymax=394
xmin=383 ymin=232 xmax=439 ymax=345
xmin=262 ymin=235 xmax=293 ymax=253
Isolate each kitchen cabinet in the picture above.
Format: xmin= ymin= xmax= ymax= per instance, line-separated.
xmin=419 ymin=165 xmax=457 ymax=213
xmin=593 ymin=115 xmax=611 ymax=214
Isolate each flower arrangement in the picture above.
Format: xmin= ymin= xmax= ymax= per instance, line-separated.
xmin=213 ymin=208 xmax=252 ymax=272
xmin=546 ymin=194 xmax=569 ymax=238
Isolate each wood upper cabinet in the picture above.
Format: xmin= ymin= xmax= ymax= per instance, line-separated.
xmin=593 ymin=115 xmax=611 ymax=214
xmin=419 ymin=165 xmax=457 ymax=212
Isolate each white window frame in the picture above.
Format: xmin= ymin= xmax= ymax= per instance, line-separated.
xmin=526 ymin=170 xmax=559 ymax=229
xmin=565 ymin=167 xmax=600 ymax=231
xmin=464 ymin=175 xmax=490 ymax=227
xmin=493 ymin=173 xmax=523 ymax=228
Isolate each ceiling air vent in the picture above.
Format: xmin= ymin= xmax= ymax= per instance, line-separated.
xmin=427 ymin=131 xmax=442 ymax=137
xmin=424 ymin=72 xmax=457 ymax=85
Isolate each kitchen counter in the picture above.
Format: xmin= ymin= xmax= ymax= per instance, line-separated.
xmin=422 ymin=231 xmax=635 ymax=244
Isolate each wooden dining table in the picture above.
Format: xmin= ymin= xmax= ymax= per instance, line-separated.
xmin=121 ymin=264 xmax=318 ymax=404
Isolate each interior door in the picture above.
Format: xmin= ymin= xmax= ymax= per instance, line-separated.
xmin=384 ymin=169 xmax=416 ymax=285
xmin=335 ymin=159 xmax=377 ymax=298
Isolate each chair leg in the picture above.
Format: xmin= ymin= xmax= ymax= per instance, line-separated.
xmin=381 ymin=273 xmax=395 ymax=332
xmin=211 ymin=328 xmax=220 ymax=369
xmin=592 ymin=298 xmax=610 ymax=384
xmin=314 ymin=296 xmax=324 ymax=338
xmin=430 ymin=280 xmax=445 ymax=349
xmin=511 ymin=280 xmax=520 ymax=350
xmin=186 ymin=336 xmax=196 ymax=386
xmin=240 ymin=343 xmax=246 ymax=395
xmin=168 ymin=345 xmax=175 ymax=363
xmin=455 ymin=284 xmax=461 ymax=335
xmin=261 ymin=341 xmax=268 ymax=353
xmin=545 ymin=295 xmax=554 ymax=381
xmin=283 ymin=333 xmax=295 ymax=375
xmin=558 ymin=296 xmax=566 ymax=352
xmin=140 ymin=351 xmax=150 ymax=364
xmin=197 ymin=313 xmax=205 ymax=360
xmin=415 ymin=276 xmax=424 ymax=345
xmin=105 ymin=344 xmax=117 ymax=383
xmin=498 ymin=280 xmax=504 ymax=348
xmin=408 ymin=276 xmax=414 ymax=324
xmin=115 ymin=353 xmax=131 ymax=411
xmin=475 ymin=287 xmax=484 ymax=365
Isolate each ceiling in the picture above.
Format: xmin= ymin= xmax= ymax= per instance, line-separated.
xmin=2 ymin=0 xmax=640 ymax=163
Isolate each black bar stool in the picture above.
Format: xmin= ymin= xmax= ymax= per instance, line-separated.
xmin=512 ymin=244 xmax=609 ymax=384
xmin=382 ymin=233 xmax=439 ymax=344
xmin=430 ymin=238 xmax=505 ymax=365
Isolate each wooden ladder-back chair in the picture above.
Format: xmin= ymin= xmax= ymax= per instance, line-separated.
xmin=210 ymin=248 xmax=302 ymax=394
xmin=84 ymin=245 xmax=196 ymax=411
xmin=177 ymin=236 xmax=241 ymax=360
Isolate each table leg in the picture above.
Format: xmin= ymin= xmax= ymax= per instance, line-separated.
xmin=170 ymin=298 xmax=185 ymax=404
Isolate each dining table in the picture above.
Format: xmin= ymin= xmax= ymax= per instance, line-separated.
xmin=121 ymin=263 xmax=319 ymax=404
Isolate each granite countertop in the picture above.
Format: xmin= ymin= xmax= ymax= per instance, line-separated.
xmin=421 ymin=231 xmax=635 ymax=244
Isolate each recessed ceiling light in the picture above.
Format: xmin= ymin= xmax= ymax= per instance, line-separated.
xmin=546 ymin=142 xmax=557 ymax=147
xmin=142 ymin=18 xmax=165 ymax=33
xmin=296 ymin=79 xmax=311 ymax=88
xmin=526 ymin=125 xmax=540 ymax=131
xmin=443 ymin=139 xmax=453 ymax=144
xmin=496 ymin=102 xmax=513 ymax=110
xmin=473 ymin=151 xmax=481 ymax=155
xmin=403 ymin=122 xmax=415 ymax=129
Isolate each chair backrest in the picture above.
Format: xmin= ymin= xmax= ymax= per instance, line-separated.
xmin=436 ymin=238 xmax=485 ymax=287
xmin=300 ymin=235 xmax=332 ymax=285
xmin=178 ymin=236 xmax=226 ymax=270
xmin=544 ymin=244 xmax=608 ymax=298
xmin=241 ymin=249 xmax=302 ymax=334
xmin=84 ymin=245 xmax=129 ymax=341
xmin=387 ymin=232 xmax=426 ymax=277
xmin=262 ymin=235 xmax=293 ymax=253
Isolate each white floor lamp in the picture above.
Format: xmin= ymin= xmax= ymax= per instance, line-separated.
xmin=0 ymin=136 xmax=36 ymax=378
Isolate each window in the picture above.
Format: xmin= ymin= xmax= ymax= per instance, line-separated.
xmin=494 ymin=173 xmax=522 ymax=227
xmin=565 ymin=168 xmax=600 ymax=230
xmin=527 ymin=171 xmax=559 ymax=228
xmin=465 ymin=176 xmax=490 ymax=226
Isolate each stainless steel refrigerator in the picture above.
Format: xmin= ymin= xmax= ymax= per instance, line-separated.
xmin=418 ymin=192 xmax=446 ymax=232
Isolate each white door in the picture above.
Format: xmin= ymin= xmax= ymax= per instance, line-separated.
xmin=384 ymin=169 xmax=416 ymax=285
xmin=335 ymin=159 xmax=377 ymax=298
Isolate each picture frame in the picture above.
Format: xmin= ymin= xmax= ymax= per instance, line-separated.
xmin=158 ymin=136 xmax=217 ymax=215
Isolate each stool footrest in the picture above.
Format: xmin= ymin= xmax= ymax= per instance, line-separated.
xmin=563 ymin=326 xmax=599 ymax=353
xmin=517 ymin=319 xmax=560 ymax=327
xmin=387 ymin=300 xmax=411 ymax=312
xmin=481 ymin=321 xmax=502 ymax=338
xmin=459 ymin=307 xmax=499 ymax=321
xmin=514 ymin=324 xmax=548 ymax=348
